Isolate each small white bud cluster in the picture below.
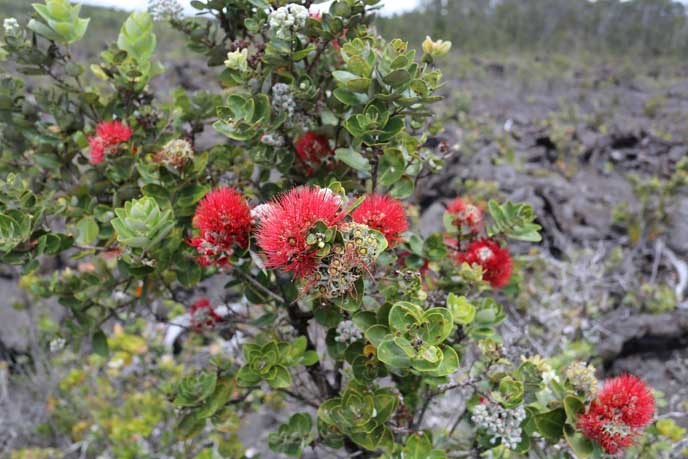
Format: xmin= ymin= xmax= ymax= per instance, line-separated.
xmin=155 ymin=138 xmax=194 ymax=168
xmin=306 ymin=223 xmax=382 ymax=299
xmin=3 ymin=18 xmax=20 ymax=36
xmin=334 ymin=320 xmax=363 ymax=344
xmin=271 ymin=83 xmax=295 ymax=118
xmin=471 ymin=403 xmax=526 ymax=450
xmin=49 ymin=337 xmax=66 ymax=353
xmin=250 ymin=203 xmax=274 ymax=222
xmin=565 ymin=361 xmax=598 ymax=397
xmin=148 ymin=0 xmax=183 ymax=21
xmin=260 ymin=133 xmax=285 ymax=147
xmin=268 ymin=4 xmax=308 ymax=39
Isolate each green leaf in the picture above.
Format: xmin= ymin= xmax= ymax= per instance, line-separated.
xmin=534 ymin=408 xmax=566 ymax=442
xmin=378 ymin=148 xmax=405 ymax=187
xmin=389 ymin=176 xmax=414 ymax=199
xmin=426 ymin=345 xmax=459 ymax=377
xmin=373 ymin=389 xmax=398 ymax=422
xmin=292 ymin=44 xmax=315 ymax=61
xmin=91 ymin=329 xmax=109 ymax=357
xmin=118 ymin=11 xmax=156 ymax=62
xmin=383 ymin=69 xmax=411 ymax=87
xmin=267 ymin=365 xmax=292 ymax=388
xmin=564 ymin=425 xmax=595 ymax=458
xmin=175 ymin=412 xmax=206 ymax=439
xmin=364 ymin=324 xmax=388 ymax=347
xmin=487 ymin=200 xmax=542 ymax=242
xmin=31 ymin=0 xmax=89 ymax=43
xmin=564 ymin=395 xmax=584 ymax=424
xmin=301 ymin=350 xmax=319 ymax=366
xmin=403 ymin=432 xmax=436 ymax=459
xmin=388 ymin=301 xmax=423 ymax=332
xmin=377 ymin=337 xmax=412 ymax=369
xmin=421 ymin=308 xmax=453 ymax=345
xmin=176 ymin=257 xmax=201 ymax=288
xmin=176 ymin=184 xmax=211 ymax=208
xmin=76 ymin=216 xmax=99 ymax=246
xmin=335 ymin=148 xmax=371 ymax=173
xmin=352 ymin=311 xmax=377 ymax=331
xmin=446 ymin=293 xmax=475 ymax=325
xmin=197 ymin=376 xmax=234 ymax=419
xmin=333 ymin=88 xmax=367 ymax=106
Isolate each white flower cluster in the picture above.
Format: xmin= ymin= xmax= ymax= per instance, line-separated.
xmin=148 ymin=0 xmax=183 ymax=21
xmin=565 ymin=361 xmax=598 ymax=397
xmin=156 ymin=138 xmax=194 ymax=168
xmin=471 ymin=403 xmax=526 ymax=450
xmin=334 ymin=320 xmax=363 ymax=344
xmin=260 ymin=132 xmax=285 ymax=147
xmin=49 ymin=337 xmax=66 ymax=353
xmin=271 ymin=83 xmax=295 ymax=118
xmin=3 ymin=18 xmax=20 ymax=36
xmin=268 ymin=4 xmax=308 ymax=39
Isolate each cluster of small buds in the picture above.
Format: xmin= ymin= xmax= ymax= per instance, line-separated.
xmin=224 ymin=48 xmax=249 ymax=72
xmin=305 ymin=223 xmax=381 ymax=298
xmin=334 ymin=320 xmax=363 ymax=344
xmin=260 ymin=132 xmax=285 ymax=147
xmin=147 ymin=0 xmax=183 ymax=21
xmin=268 ymin=4 xmax=309 ymax=39
xmin=472 ymin=402 xmax=527 ymax=450
xmin=271 ymin=83 xmax=295 ymax=118
xmin=49 ymin=337 xmax=66 ymax=353
xmin=565 ymin=361 xmax=598 ymax=397
xmin=3 ymin=18 xmax=20 ymax=36
xmin=287 ymin=112 xmax=314 ymax=130
xmin=154 ymin=139 xmax=194 ymax=169
xmin=520 ymin=355 xmax=559 ymax=384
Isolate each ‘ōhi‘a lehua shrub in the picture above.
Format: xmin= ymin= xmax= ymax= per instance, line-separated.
xmin=0 ymin=0 xmax=659 ymax=457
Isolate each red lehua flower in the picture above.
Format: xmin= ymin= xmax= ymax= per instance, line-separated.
xmin=456 ymin=238 xmax=513 ymax=288
xmin=88 ymin=120 xmax=132 ymax=164
xmin=189 ymin=187 xmax=252 ymax=267
xmin=89 ymin=136 xmax=106 ymax=164
xmin=352 ymin=194 xmax=408 ymax=247
xmin=294 ymin=132 xmax=333 ymax=174
xmin=190 ymin=298 xmax=221 ymax=331
xmin=577 ymin=374 xmax=655 ymax=455
xmin=256 ymin=187 xmax=343 ymax=278
xmin=95 ymin=120 xmax=133 ymax=145
xmin=446 ymin=197 xmax=484 ymax=233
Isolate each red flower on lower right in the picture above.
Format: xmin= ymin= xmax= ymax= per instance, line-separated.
xmin=577 ymin=374 xmax=655 ymax=455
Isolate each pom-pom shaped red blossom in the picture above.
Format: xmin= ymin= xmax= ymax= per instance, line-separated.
xmin=456 ymin=238 xmax=513 ymax=288
xmin=351 ymin=193 xmax=408 ymax=247
xmin=95 ymin=120 xmax=133 ymax=145
xmin=294 ymin=132 xmax=333 ymax=174
xmin=88 ymin=120 xmax=133 ymax=164
xmin=189 ymin=187 xmax=252 ymax=267
xmin=446 ymin=197 xmax=483 ymax=233
xmin=190 ymin=298 xmax=221 ymax=331
xmin=256 ymin=187 xmax=343 ymax=278
xmin=577 ymin=374 xmax=655 ymax=455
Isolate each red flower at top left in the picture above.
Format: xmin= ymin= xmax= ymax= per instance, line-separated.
xmin=88 ymin=120 xmax=133 ymax=165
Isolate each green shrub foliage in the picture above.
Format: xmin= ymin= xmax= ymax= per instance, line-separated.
xmin=1 ymin=1 xmax=664 ymax=458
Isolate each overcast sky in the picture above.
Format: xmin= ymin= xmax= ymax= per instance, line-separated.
xmin=80 ymin=0 xmax=421 ymax=16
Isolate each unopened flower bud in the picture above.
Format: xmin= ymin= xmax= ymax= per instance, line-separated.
xmin=422 ymin=36 xmax=452 ymax=58
xmin=224 ymin=48 xmax=249 ymax=72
